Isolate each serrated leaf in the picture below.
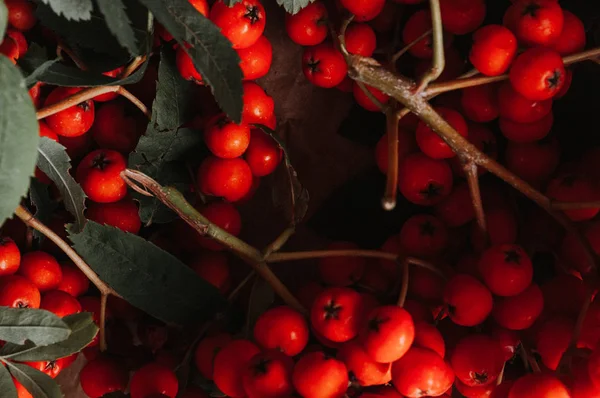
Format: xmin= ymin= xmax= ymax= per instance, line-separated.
xmin=0 ymin=308 xmax=70 ymax=346
xmin=29 ymin=179 xmax=57 ymax=241
xmin=276 ymin=0 xmax=314 ymax=15
xmin=0 ymin=363 xmax=17 ymax=398
xmin=19 ymin=43 xmax=149 ymax=88
xmin=0 ymin=313 xmax=98 ymax=361
xmin=138 ymin=0 xmax=243 ymax=122
xmin=0 ymin=0 xmax=7 ymax=39
xmin=36 ymin=138 xmax=86 ymax=233
xmin=69 ymin=222 xmax=227 ymax=325
xmin=96 ymin=0 xmax=139 ymax=56
xmin=6 ymin=362 xmax=62 ymax=398
xmin=244 ymin=277 xmax=273 ymax=338
xmin=0 ymin=57 xmax=39 ymax=227
xmin=41 ymin=0 xmax=93 ymax=21
xmin=255 ymin=125 xmax=309 ymax=226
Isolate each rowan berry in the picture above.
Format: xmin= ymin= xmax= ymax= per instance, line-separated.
xmin=398 ymin=153 xmax=453 ymax=206
xmin=345 ymin=23 xmax=377 ymax=57
xmin=285 ymin=2 xmax=328 ymax=46
xmin=318 ymin=241 xmax=365 ymax=286
xmin=546 ymin=173 xmax=600 ymax=222
xmin=337 ymin=341 xmax=391 ymax=386
xmin=505 ymin=139 xmax=560 ymax=186
xmin=237 ymin=35 xmax=272 ymax=80
xmin=0 ymin=237 xmax=20 ymax=276
xmin=503 ymin=0 xmax=564 ymax=47
xmin=353 ymin=82 xmax=389 ymax=112
xmin=499 ymin=111 xmax=553 ymax=143
xmin=213 ymin=339 xmax=260 ymax=397
xmin=187 ymin=252 xmax=230 ymax=294
xmin=551 ymin=10 xmax=586 ymax=56
xmin=361 ymin=305 xmax=415 ymax=363
xmin=193 ymin=333 xmax=232 ymax=380
xmin=130 ymin=362 xmax=179 ymax=398
xmin=19 ymin=251 xmax=62 ymax=292
xmin=403 ymin=10 xmax=453 ymax=59
xmin=461 ymin=84 xmax=499 ymax=123
xmin=242 ymin=350 xmax=294 ymax=398
xmin=391 ymin=347 xmax=454 ymax=397
xmin=416 ymin=107 xmax=468 ymax=159
xmin=92 ymin=102 xmax=142 ymax=153
xmin=197 ymin=156 xmax=253 ymax=202
xmin=210 ymin=0 xmax=266 ymax=49
xmin=44 ymin=87 xmax=95 ymax=137
xmin=0 ymin=275 xmax=41 ymax=308
xmin=498 ymin=82 xmax=553 ymax=123
xmin=292 ymin=351 xmax=349 ymax=398
xmin=451 ymin=334 xmax=505 ymax=387
xmin=5 ymin=0 xmax=37 ymax=31
xmin=469 ymin=25 xmax=517 ymax=76
xmin=311 ymin=286 xmax=365 ymax=343
xmin=413 ymin=321 xmax=445 ymax=358
xmin=79 ymin=356 xmax=128 ymax=398
xmin=176 ymin=46 xmax=202 ymax=83
xmin=302 ymin=44 xmax=348 ymax=88
xmin=509 ymin=48 xmax=565 ymax=101
xmin=508 ymin=373 xmax=570 ymax=398
xmin=57 ymin=263 xmax=90 ymax=297
xmin=76 ymin=149 xmax=128 ymax=203
xmin=204 ymin=114 xmax=251 ymax=159
xmin=440 ymin=0 xmax=486 ymax=35
xmin=443 ymin=274 xmax=493 ymax=326
xmin=339 ymin=0 xmax=385 ymax=21
xmin=242 ymin=82 xmax=275 ymax=125
xmin=40 ymin=289 xmax=82 ymax=317
xmin=244 ymin=129 xmax=282 ymax=177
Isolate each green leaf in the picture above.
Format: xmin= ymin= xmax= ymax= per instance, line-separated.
xmin=276 ymin=0 xmax=314 ymax=14
xmin=0 ymin=313 xmax=98 ymax=361
xmin=0 ymin=363 xmax=17 ymax=398
xmin=29 ymin=179 xmax=57 ymax=242
xmin=138 ymin=0 xmax=244 ymax=122
xmin=96 ymin=0 xmax=139 ymax=56
xmin=0 ymin=57 xmax=40 ymax=227
xmin=244 ymin=277 xmax=273 ymax=338
xmin=0 ymin=0 xmax=7 ymax=39
xmin=36 ymin=137 xmax=86 ymax=233
xmin=0 ymin=308 xmax=70 ymax=346
xmin=255 ymin=125 xmax=309 ymax=226
xmin=6 ymin=362 xmax=62 ymax=398
xmin=40 ymin=0 xmax=93 ymax=21
xmin=69 ymin=222 xmax=227 ymax=325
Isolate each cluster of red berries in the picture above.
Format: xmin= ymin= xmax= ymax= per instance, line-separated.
xmin=0 ymin=0 xmax=35 ymax=64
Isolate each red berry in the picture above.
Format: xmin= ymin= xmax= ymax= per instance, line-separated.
xmin=19 ymin=251 xmax=62 ymax=292
xmin=6 ymin=29 xmax=26 ymax=56
xmin=40 ymin=289 xmax=82 ymax=317
xmin=408 ymin=267 xmax=446 ymax=302
xmin=302 ymin=44 xmax=348 ymax=88
xmin=44 ymin=87 xmax=95 ymax=137
xmin=59 ymin=133 xmax=93 ymax=161
xmin=339 ymin=0 xmax=385 ymax=21
xmin=194 ymin=333 xmax=232 ymax=380
xmin=176 ymin=46 xmax=203 ymax=83
xmin=551 ymin=10 xmax=586 ymax=56
xmin=285 ymin=2 xmax=328 ymax=46
xmin=204 ymin=114 xmax=251 ymax=159
xmin=196 ymin=202 xmax=242 ymax=250
xmin=461 ymin=84 xmax=499 ymax=123
xmin=57 ymin=263 xmax=90 ymax=297
xmin=472 ymin=203 xmax=518 ymax=248
xmin=508 ymin=373 xmax=570 ymax=398
xmin=434 ymin=183 xmax=476 ymax=227
xmin=26 ymin=355 xmax=77 ymax=379
xmin=292 ymin=351 xmax=349 ymax=398
xmin=0 ymin=237 xmax=20 ymax=276
xmin=498 ymin=82 xmax=552 ymax=123
xmin=254 ymin=306 xmax=309 ymax=356
xmin=189 ymin=0 xmax=209 ymax=16
xmin=398 ymin=153 xmax=453 ymax=206
xmin=213 ymin=339 xmax=260 ymax=398
xmin=499 ymin=111 xmax=553 ymax=143
xmin=197 ymin=156 xmax=253 ymax=202
xmin=478 ymin=244 xmax=532 ymax=297
xmin=541 ymin=274 xmax=586 ymax=317
xmin=5 ymin=0 xmax=36 ymax=31
xmin=337 ymin=341 xmax=391 ymax=386
xmin=317 ymin=241 xmax=365 ymax=286
xmin=79 ymin=356 xmax=128 ymax=398
xmin=360 ymin=305 xmax=415 ymax=363
xmin=450 ymin=334 xmax=505 ymax=387
xmin=469 ymin=25 xmax=517 ymax=76
xmin=187 ymin=251 xmax=230 ymax=293
xmin=345 ymin=23 xmax=377 ymax=57
xmin=242 ymin=82 xmax=275 ymax=125
xmin=403 ymin=10 xmax=454 ymax=59
xmin=391 ymin=347 xmax=454 ymax=397
xmin=546 ymin=173 xmax=600 ymax=222
xmin=92 ymin=102 xmax=142 ymax=152
xmin=503 ymin=0 xmax=564 ymax=47
xmin=209 ymin=0 xmax=266 ymax=49
xmin=244 ymin=129 xmax=282 ymax=177
xmin=242 ymin=350 xmax=294 ymax=398
xmin=493 ymin=283 xmax=543 ymax=330
xmin=94 ymin=68 xmax=124 ymax=102
xmin=413 ymin=321 xmax=446 ymax=358
xmin=352 ymin=82 xmax=389 ymax=112
xmin=509 ymin=48 xmax=565 ymax=101
xmin=86 ymin=197 xmax=141 ymax=234
xmin=237 ymin=35 xmax=272 ymax=80
xmin=0 ymin=275 xmax=41 ymax=308
xmin=0 ymin=36 xmax=19 ymax=63
xmin=589 ymin=349 xmax=600 ymax=390
xmin=76 ymin=149 xmax=127 ymax=203
xmin=310 ymin=286 xmax=365 ymax=343
xmin=130 ymin=362 xmax=178 ymax=398
xmin=491 ymin=327 xmax=520 ymax=362
xmin=440 ymin=0 xmax=486 ymax=35
xmin=535 ymin=316 xmax=573 ymax=370
xmin=505 ymin=139 xmax=560 ymax=186
xmin=399 ymin=214 xmax=448 ymax=258
xmin=443 ymin=274 xmax=493 ymax=326
xmin=416 ymin=107 xmax=468 ymax=159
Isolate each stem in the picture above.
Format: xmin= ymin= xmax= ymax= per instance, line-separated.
xmin=121 ymin=169 xmax=306 ymax=314
xmin=56 ymin=42 xmax=87 ymax=70
xmin=552 ymin=200 xmax=600 ymax=210
xmin=405 ymin=257 xmax=447 ymax=279
xmin=397 ymin=259 xmax=409 ymax=307
xmin=120 ymin=55 xmax=147 ymax=79
xmin=415 ymin=0 xmax=444 ymax=92
xmin=227 ymin=271 xmax=256 ymax=302
xmin=117 ymin=87 xmax=150 ymax=118
xmin=464 ymin=162 xmax=487 ymax=250
xmin=356 ymin=80 xmax=386 ymax=111
xmin=99 ymin=293 xmax=108 ymax=352
xmin=263 ymin=227 xmax=296 ymax=258
xmin=391 ymin=29 xmax=432 ymax=66
xmin=382 ymin=107 xmax=400 ymax=210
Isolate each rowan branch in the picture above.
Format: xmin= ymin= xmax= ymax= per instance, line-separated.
xmin=463 ymin=161 xmax=487 ymax=250
xmin=415 ymin=0 xmax=444 ymax=92
xmin=391 ymin=29 xmax=432 ymax=66
xmin=382 ymin=106 xmax=401 ymax=210
xmin=120 ymin=169 xmax=306 ymax=314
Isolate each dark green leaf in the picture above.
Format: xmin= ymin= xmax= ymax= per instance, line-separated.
xmin=276 ymin=0 xmax=314 ymax=15
xmin=255 ymin=125 xmax=309 ymax=226
xmin=96 ymin=0 xmax=139 ymax=55
xmin=40 ymin=0 xmax=93 ymax=20
xmin=0 ymin=308 xmax=70 ymax=346
xmin=6 ymin=362 xmax=62 ymax=398
xmin=244 ymin=277 xmax=273 ymax=338
xmin=69 ymin=222 xmax=227 ymax=325
xmin=138 ymin=0 xmax=243 ymax=122
xmin=1 ymin=313 xmax=98 ymax=361
xmin=29 ymin=179 xmax=57 ymax=241
xmin=0 ymin=363 xmax=17 ymax=398
xmin=19 ymin=43 xmax=149 ymax=88
xmin=0 ymin=57 xmax=39 ymax=227
xmin=36 ymin=137 xmax=86 ymax=232
xmin=0 ymin=0 xmax=7 ymax=38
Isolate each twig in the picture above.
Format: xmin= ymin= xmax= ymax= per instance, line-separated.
xmin=552 ymin=200 xmax=600 ymax=210
xmin=424 ymin=46 xmax=600 ymax=97
xmin=262 ymin=227 xmax=296 ymax=258
xmin=496 ymin=363 xmax=505 ymax=386
xmin=227 ymin=271 xmax=256 ymax=302
xmin=415 ymin=0 xmax=445 ymax=92
xmin=120 ymin=55 xmax=147 ymax=79
xmin=99 ymin=293 xmax=108 ymax=352
xmin=463 ymin=161 xmax=487 ymax=250
xmin=405 ymin=256 xmax=447 ymax=279
xmin=56 ymin=42 xmax=87 ymax=71
xmin=355 ymin=80 xmax=387 ymax=111
xmin=391 ymin=29 xmax=432 ymax=66
xmin=118 ymin=87 xmax=150 ymax=118
xmin=382 ymin=107 xmax=401 ymax=210
xmin=120 ymin=169 xmax=306 ymax=314
xmin=397 ymin=259 xmax=409 ymax=307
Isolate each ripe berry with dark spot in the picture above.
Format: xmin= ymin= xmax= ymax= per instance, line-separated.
xmin=210 ymin=0 xmax=266 ymax=49
xmin=254 ymin=306 xmax=309 ymax=356
xmin=450 ymin=334 xmax=505 ymax=387
xmin=310 ymin=286 xmax=365 ymax=343
xmin=360 ymin=305 xmax=415 ymax=363
xmin=292 ymin=351 xmax=349 ymax=398
xmin=76 ymin=149 xmax=128 ymax=203
xmin=398 ymin=153 xmax=453 ymax=206
xmin=391 ymin=347 xmax=454 ymax=397
xmin=509 ymin=48 xmax=565 ymax=101
xmin=302 ymin=44 xmax=347 ymax=88
xmin=44 ymin=87 xmax=95 ymax=137
xmin=478 ymin=244 xmax=532 ymax=297
xmin=443 ymin=274 xmax=493 ymax=326
xmin=242 ymin=350 xmax=294 ymax=398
